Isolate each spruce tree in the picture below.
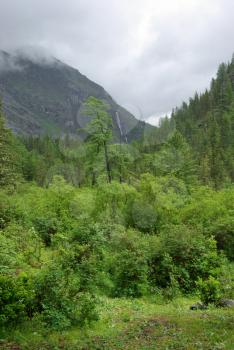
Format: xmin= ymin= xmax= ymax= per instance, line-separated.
xmin=0 ymin=102 xmax=17 ymax=187
xmin=83 ymin=97 xmax=113 ymax=183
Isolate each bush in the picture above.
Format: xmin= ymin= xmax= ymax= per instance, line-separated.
xmin=0 ymin=233 xmax=19 ymax=273
xmin=131 ymin=200 xmax=158 ymax=233
xmin=162 ymin=274 xmax=181 ymax=301
xmin=34 ymin=233 xmax=102 ymax=330
xmin=218 ymin=263 xmax=234 ymax=299
xmin=95 ymin=181 xmax=137 ymax=225
xmin=0 ymin=274 xmax=35 ymax=326
xmin=180 ymin=187 xmax=234 ymax=260
xmin=0 ymin=191 xmax=26 ymax=229
xmin=109 ymin=230 xmax=149 ymax=297
xmin=34 ymin=266 xmax=98 ymax=330
xmin=197 ymin=276 xmax=221 ymax=305
xmin=111 ymin=250 xmax=149 ymax=297
xmin=149 ymin=225 xmax=222 ymax=293
xmin=211 ymin=218 xmax=234 ymax=261
xmin=33 ymin=216 xmax=60 ymax=245
xmin=0 ymin=224 xmax=42 ymax=270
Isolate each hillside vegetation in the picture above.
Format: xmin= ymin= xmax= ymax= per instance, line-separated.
xmin=0 ymin=57 xmax=234 ymax=349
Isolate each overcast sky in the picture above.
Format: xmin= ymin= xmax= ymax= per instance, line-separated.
xmin=0 ymin=0 xmax=233 ymax=124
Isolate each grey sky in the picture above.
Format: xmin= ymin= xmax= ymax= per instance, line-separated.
xmin=0 ymin=0 xmax=233 ymax=124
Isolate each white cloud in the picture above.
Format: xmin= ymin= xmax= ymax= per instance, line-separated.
xmin=146 ymin=111 xmax=172 ymax=126
xmin=0 ymin=0 xmax=233 ymax=119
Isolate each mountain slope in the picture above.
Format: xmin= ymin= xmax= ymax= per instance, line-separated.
xmin=0 ymin=50 xmax=151 ymax=141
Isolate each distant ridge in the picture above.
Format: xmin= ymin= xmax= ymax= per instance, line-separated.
xmin=0 ymin=49 xmax=153 ymax=142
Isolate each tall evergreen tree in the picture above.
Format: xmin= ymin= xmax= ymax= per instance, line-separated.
xmin=171 ymin=55 xmax=234 ymax=187
xmin=83 ymin=97 xmax=113 ymax=183
xmin=0 ymin=102 xmax=17 ymax=187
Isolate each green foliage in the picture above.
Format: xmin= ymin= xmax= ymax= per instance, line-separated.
xmin=34 ymin=265 xmax=98 ymax=330
xmin=149 ymin=225 xmax=222 ymax=292
xmin=83 ymin=97 xmax=112 ymax=146
xmin=70 ymin=188 xmax=96 ymax=219
xmin=0 ymin=223 xmax=42 ymax=273
xmin=83 ymin=97 xmax=113 ymax=183
xmin=171 ymin=60 xmax=234 ymax=188
xmin=159 ymin=131 xmax=198 ymax=185
xmin=95 ymin=181 xmax=137 ymax=224
xmin=0 ymin=103 xmax=18 ymax=188
xmin=197 ymin=276 xmax=222 ymax=305
xmin=218 ymin=262 xmax=234 ymax=299
xmin=32 ymin=222 xmax=106 ymax=329
xmin=109 ymin=144 xmax=135 ymax=183
xmin=0 ymin=274 xmax=35 ymax=326
xmin=180 ymin=186 xmax=234 ymax=260
xmin=131 ymin=200 xmax=157 ymax=232
xmin=109 ymin=230 xmax=149 ymax=297
xmin=0 ymin=55 xmax=234 ymax=344
xmin=131 ymin=174 xmax=188 ymax=231
xmin=33 ymin=216 xmax=60 ymax=245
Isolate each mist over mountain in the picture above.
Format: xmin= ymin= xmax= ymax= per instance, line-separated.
xmin=0 ymin=49 xmax=151 ymax=141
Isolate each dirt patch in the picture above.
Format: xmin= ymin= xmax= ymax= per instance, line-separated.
xmin=0 ymin=342 xmax=21 ymax=350
xmin=139 ymin=317 xmax=178 ymax=339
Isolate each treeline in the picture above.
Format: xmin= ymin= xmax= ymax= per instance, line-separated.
xmin=1 ymin=53 xmax=234 ymax=190
xmin=0 ymin=100 xmax=199 ymax=189
xmin=171 ymin=56 xmax=234 ymax=188
xmin=0 ymin=100 xmax=195 ymax=188
xmin=146 ymin=55 xmax=234 ymax=189
xmin=3 ymin=57 xmax=234 ymax=191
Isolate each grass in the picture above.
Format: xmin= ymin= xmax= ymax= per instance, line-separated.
xmin=1 ymin=297 xmax=234 ymax=350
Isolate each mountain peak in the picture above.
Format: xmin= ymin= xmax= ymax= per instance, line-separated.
xmin=0 ymin=47 xmax=63 ymax=73
xmin=0 ymin=49 xmax=152 ymax=140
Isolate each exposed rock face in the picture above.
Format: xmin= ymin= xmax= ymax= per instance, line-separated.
xmin=0 ymin=50 xmax=153 ymax=141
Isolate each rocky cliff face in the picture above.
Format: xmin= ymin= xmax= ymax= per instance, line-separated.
xmin=0 ymin=50 xmax=152 ymax=141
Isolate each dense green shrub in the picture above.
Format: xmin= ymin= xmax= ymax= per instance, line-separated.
xmin=33 ymin=227 xmax=103 ymax=329
xmin=0 ymin=274 xmax=35 ymax=326
xmin=34 ymin=265 xmax=98 ymax=330
xmin=218 ymin=262 xmax=234 ymax=299
xmin=130 ymin=174 xmax=189 ymax=232
xmin=210 ymin=218 xmax=234 ymax=261
xmin=0 ymin=162 xmax=233 ymax=334
xmin=33 ymin=216 xmax=60 ymax=245
xmin=95 ymin=181 xmax=137 ymax=225
xmin=0 ymin=191 xmax=26 ymax=229
xmin=180 ymin=187 xmax=234 ymax=260
xmin=0 ymin=233 xmax=19 ymax=273
xmin=109 ymin=230 xmax=149 ymax=297
xmin=111 ymin=249 xmax=149 ymax=297
xmin=197 ymin=276 xmax=221 ymax=305
xmin=1 ymin=224 xmax=42 ymax=269
xmin=131 ymin=200 xmax=158 ymax=233
xmin=70 ymin=188 xmax=96 ymax=220
xmin=149 ymin=225 xmax=222 ymax=293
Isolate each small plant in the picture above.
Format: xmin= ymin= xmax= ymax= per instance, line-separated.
xmin=197 ymin=276 xmax=221 ymax=305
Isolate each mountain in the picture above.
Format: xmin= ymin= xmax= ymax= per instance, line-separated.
xmin=0 ymin=49 xmax=152 ymax=141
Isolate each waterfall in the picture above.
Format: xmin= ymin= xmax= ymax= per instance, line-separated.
xmin=116 ymin=111 xmax=128 ymax=143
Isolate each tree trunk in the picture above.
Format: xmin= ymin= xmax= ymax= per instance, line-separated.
xmin=92 ymin=170 xmax=96 ymax=186
xmin=104 ymin=141 xmax=112 ymax=183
